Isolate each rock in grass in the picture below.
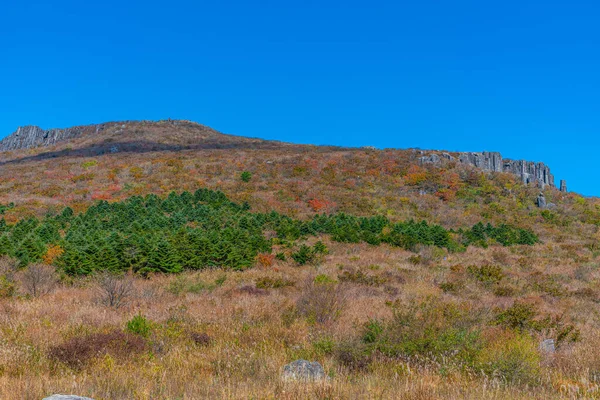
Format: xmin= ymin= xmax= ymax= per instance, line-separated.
xmin=282 ymin=359 xmax=326 ymax=381
xmin=540 ymin=339 xmax=556 ymax=353
xmin=42 ymin=395 xmax=94 ymax=400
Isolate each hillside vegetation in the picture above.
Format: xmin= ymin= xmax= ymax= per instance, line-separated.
xmin=0 ymin=120 xmax=599 ymax=399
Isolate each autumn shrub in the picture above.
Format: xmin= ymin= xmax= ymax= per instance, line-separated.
xmin=48 ymin=330 xmax=147 ymax=369
xmin=237 ymin=285 xmax=268 ymax=296
xmin=255 ymin=276 xmax=295 ymax=289
xmin=476 ymin=329 xmax=541 ymax=384
xmin=467 ymin=265 xmax=505 ymax=287
xmin=364 ymin=298 xmax=483 ymax=367
xmin=296 ymin=278 xmax=348 ymax=325
xmin=494 ymin=301 xmax=580 ymax=345
xmin=0 ymin=256 xmax=17 ymax=298
xmin=337 ymin=267 xmax=387 ymax=286
xmin=96 ymin=272 xmax=135 ymax=308
xmin=20 ymin=263 xmax=57 ymax=297
xmin=256 ymin=253 xmax=275 ymax=268
xmin=190 ymin=332 xmax=212 ymax=346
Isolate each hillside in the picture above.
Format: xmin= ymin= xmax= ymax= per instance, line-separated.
xmin=0 ymin=120 xmax=599 ymax=399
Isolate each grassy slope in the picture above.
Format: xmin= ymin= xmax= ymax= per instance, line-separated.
xmin=0 ymin=121 xmax=599 ymax=399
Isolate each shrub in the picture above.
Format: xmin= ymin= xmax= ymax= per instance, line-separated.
xmin=494 ymin=302 xmax=538 ymax=332
xmin=368 ymin=298 xmax=483 ymax=366
xmin=335 ymin=340 xmax=371 ymax=371
xmin=255 ymin=276 xmax=295 ymax=289
xmin=467 ymin=265 xmax=505 ymax=287
xmin=439 ymin=281 xmax=463 ymax=294
xmin=314 ymin=274 xmax=336 ymax=285
xmin=237 ymin=285 xmax=268 ymax=296
xmin=96 ymin=272 xmax=135 ymax=308
xmin=20 ymin=263 xmax=57 ymax=297
xmin=48 ymin=330 xmax=147 ymax=369
xmin=338 ymin=267 xmax=387 ymax=286
xmin=190 ymin=332 xmax=212 ymax=346
xmin=476 ymin=330 xmax=541 ymax=384
xmin=0 ymin=256 xmax=17 ymax=298
xmin=126 ymin=314 xmax=152 ymax=337
xmin=240 ymin=171 xmax=252 ymax=182
xmin=312 ymin=336 xmax=335 ymax=356
xmin=256 ymin=253 xmax=275 ymax=268
xmin=296 ymin=279 xmax=347 ymax=325
xmin=291 ymin=245 xmax=314 ymax=266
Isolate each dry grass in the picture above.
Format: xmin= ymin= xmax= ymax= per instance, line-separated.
xmin=0 ymin=241 xmax=597 ymax=399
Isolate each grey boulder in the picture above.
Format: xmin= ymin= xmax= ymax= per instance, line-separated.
xmin=282 ymin=359 xmax=326 ymax=381
xmin=42 ymin=396 xmax=94 ymax=400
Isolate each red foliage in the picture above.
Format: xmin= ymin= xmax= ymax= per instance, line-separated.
xmin=308 ymin=198 xmax=336 ymax=212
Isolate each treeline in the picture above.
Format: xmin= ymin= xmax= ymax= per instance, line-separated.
xmin=0 ymin=189 xmax=538 ymax=275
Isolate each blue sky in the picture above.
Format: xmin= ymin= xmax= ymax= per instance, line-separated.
xmin=1 ymin=1 xmax=599 ymax=195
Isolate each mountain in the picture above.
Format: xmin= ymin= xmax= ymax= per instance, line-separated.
xmin=1 ymin=120 xmax=566 ymax=191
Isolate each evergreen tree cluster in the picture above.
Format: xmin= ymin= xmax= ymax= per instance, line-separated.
xmin=0 ymin=189 xmax=539 ymax=275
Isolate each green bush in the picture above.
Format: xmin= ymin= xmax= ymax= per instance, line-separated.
xmin=126 ymin=314 xmax=152 ymax=337
xmin=367 ymin=298 xmax=483 ymax=366
xmin=240 ymin=171 xmax=252 ymax=182
xmin=467 ymin=265 xmax=505 ymax=287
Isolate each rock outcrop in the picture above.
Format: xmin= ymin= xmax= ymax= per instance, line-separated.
xmin=560 ymin=180 xmax=568 ymax=193
xmin=42 ymin=395 xmax=94 ymax=400
xmin=0 ymin=124 xmax=111 ymax=151
xmin=420 ymin=150 xmax=561 ymax=189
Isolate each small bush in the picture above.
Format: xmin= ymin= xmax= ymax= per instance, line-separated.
xmin=335 ymin=341 xmax=372 ymax=371
xmin=255 ymin=276 xmax=295 ymax=289
xmin=291 ymin=242 xmax=327 ymax=266
xmin=314 ymin=274 xmax=336 ymax=285
xmin=126 ymin=314 xmax=152 ymax=337
xmin=477 ymin=330 xmax=541 ymax=384
xmin=190 ymin=332 xmax=212 ymax=346
xmin=237 ymin=285 xmax=268 ymax=296
xmin=296 ymin=279 xmax=347 ymax=325
xmin=240 ymin=171 xmax=252 ymax=182
xmin=338 ymin=267 xmax=387 ymax=286
xmin=96 ymin=272 xmax=135 ymax=308
xmin=20 ymin=263 xmax=57 ymax=297
xmin=467 ymin=265 xmax=505 ymax=287
xmin=291 ymin=245 xmax=314 ymax=266
xmin=48 ymin=330 xmax=147 ymax=369
xmin=256 ymin=253 xmax=275 ymax=267
xmin=312 ymin=336 xmax=335 ymax=356
xmin=439 ymin=281 xmax=463 ymax=294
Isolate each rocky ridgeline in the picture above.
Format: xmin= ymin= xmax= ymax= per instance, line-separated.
xmin=0 ymin=124 xmax=115 ymax=151
xmin=418 ymin=150 xmax=566 ymax=191
xmin=0 ymin=120 xmax=208 ymax=152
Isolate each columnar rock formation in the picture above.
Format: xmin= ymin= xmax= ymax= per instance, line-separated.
xmin=560 ymin=180 xmax=568 ymax=193
xmin=0 ymin=124 xmax=111 ymax=151
xmin=419 ymin=150 xmax=561 ymax=189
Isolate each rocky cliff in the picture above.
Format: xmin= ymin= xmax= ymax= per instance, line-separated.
xmin=419 ymin=150 xmax=563 ymax=191
xmin=0 ymin=124 xmax=115 ymax=151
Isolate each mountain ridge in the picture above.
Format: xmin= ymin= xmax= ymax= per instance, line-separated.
xmin=1 ymin=119 xmax=566 ymax=191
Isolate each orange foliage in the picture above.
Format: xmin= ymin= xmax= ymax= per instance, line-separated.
xmin=91 ymin=191 xmax=111 ymax=200
xmin=43 ymin=244 xmax=64 ymax=265
xmin=308 ymin=198 xmax=336 ymax=212
xmin=404 ymin=165 xmax=428 ymax=186
xmin=256 ymin=253 xmax=275 ymax=268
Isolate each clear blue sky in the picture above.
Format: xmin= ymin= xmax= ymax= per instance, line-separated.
xmin=1 ymin=1 xmax=598 ymax=196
